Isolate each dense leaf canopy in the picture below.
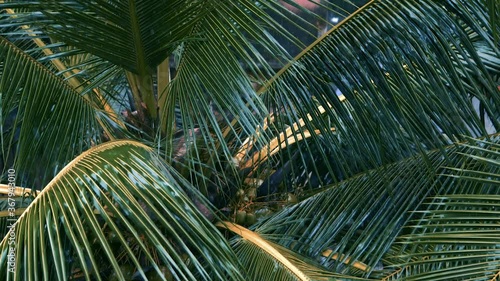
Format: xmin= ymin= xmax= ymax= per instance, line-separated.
xmin=0 ymin=0 xmax=498 ymax=280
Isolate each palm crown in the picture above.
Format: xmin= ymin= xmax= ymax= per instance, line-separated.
xmin=0 ymin=0 xmax=499 ymax=280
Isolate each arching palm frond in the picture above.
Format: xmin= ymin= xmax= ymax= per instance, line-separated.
xmin=0 ymin=141 xmax=245 ymax=281
xmin=218 ymin=221 xmax=372 ymax=281
xmin=1 ymin=0 xmax=197 ymax=74
xmin=252 ymin=0 xmax=499 ymax=196
xmin=248 ymin=135 xmax=500 ymax=279
xmin=0 ymin=37 xmax=101 ymax=189
xmin=0 ymin=5 xmax=139 ymax=138
xmin=0 ymin=1 xmax=498 ymax=279
xmin=0 ymin=0 xmax=295 ymax=192
xmin=159 ymin=0 xmax=299 ymax=199
xmin=382 ymin=137 xmax=500 ymax=281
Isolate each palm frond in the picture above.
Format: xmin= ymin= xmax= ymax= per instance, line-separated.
xmin=252 ymin=0 xmax=499 ymax=196
xmin=382 ymin=195 xmax=500 ymax=281
xmin=0 ymin=7 xmax=128 ymax=135
xmin=0 ymin=0 xmax=205 ymax=121
xmin=485 ymin=0 xmax=499 ymax=43
xmin=0 ymin=141 xmax=245 ymax=280
xmin=217 ymin=221 xmax=370 ymax=281
xmin=0 ymin=1 xmax=296 ymax=190
xmin=158 ymin=0 xmax=307 ymax=198
xmin=380 ymin=137 xmax=500 ymax=281
xmin=0 ymin=0 xmax=200 ymax=73
xmin=0 ymin=37 xmax=101 ymax=189
xmin=248 ymin=134 xmax=500 ymax=278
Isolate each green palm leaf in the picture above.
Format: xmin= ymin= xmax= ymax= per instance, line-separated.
xmin=254 ymin=0 xmax=499 ymax=195
xmin=0 ymin=0 xmax=292 ymax=179
xmin=156 ymin=0 xmax=306 ymax=196
xmin=381 ymin=137 xmax=500 ymax=281
xmin=0 ymin=6 xmax=127 ymax=131
xmin=218 ymin=221 xmax=371 ymax=281
xmin=0 ymin=140 xmax=244 ymax=280
xmin=384 ymin=195 xmax=500 ymax=281
xmin=0 ymin=1 xmax=498 ymax=279
xmin=249 ymin=135 xmax=500 ymax=279
xmin=0 ymin=37 xmax=101 ymax=189
xmin=0 ymin=0 xmax=198 ymax=73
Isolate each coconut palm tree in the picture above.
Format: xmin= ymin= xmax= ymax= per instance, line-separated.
xmin=0 ymin=0 xmax=498 ymax=280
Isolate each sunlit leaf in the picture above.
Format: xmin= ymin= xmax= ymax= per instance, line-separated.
xmin=0 ymin=141 xmax=245 ymax=281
